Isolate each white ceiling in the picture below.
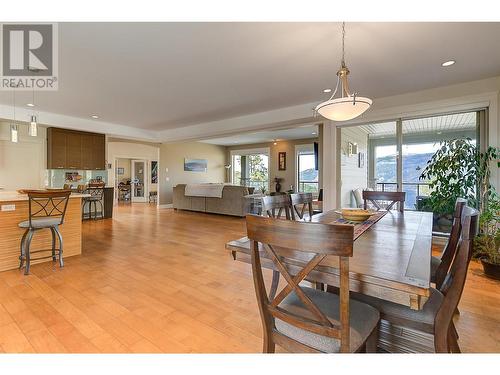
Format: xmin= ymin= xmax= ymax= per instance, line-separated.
xmin=200 ymin=124 xmax=318 ymax=146
xmin=1 ymin=23 xmax=500 ymax=133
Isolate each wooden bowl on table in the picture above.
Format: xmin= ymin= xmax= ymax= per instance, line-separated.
xmin=339 ymin=208 xmax=373 ymax=222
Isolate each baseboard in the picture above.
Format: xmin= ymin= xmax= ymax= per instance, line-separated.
xmin=158 ymin=204 xmax=173 ymax=209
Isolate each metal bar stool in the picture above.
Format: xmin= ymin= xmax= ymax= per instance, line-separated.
xmin=82 ymin=182 xmax=105 ymax=220
xmin=18 ymin=189 xmax=71 ymax=275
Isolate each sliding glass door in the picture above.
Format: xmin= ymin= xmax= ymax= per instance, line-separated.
xmin=339 ymin=110 xmax=481 ymax=210
xmin=231 ymin=148 xmax=270 ymax=191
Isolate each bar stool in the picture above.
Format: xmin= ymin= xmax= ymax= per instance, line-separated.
xmin=18 ymin=190 xmax=71 ymax=275
xmin=82 ymin=182 xmax=104 ymax=220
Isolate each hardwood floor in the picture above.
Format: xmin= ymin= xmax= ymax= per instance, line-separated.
xmin=0 ymin=204 xmax=498 ymax=353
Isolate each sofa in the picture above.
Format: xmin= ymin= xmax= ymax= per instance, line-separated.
xmin=173 ymin=184 xmax=254 ymax=217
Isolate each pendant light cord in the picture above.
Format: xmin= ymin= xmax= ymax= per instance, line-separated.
xmin=341 ymin=21 xmax=346 ymax=67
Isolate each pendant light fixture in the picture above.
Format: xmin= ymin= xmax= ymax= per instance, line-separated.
xmin=315 ymin=22 xmax=372 ymax=121
xmin=10 ymin=86 xmax=18 ymax=143
xmin=28 ymin=86 xmax=38 ymax=137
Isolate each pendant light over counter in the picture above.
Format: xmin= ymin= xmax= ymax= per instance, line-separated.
xmin=315 ymin=22 xmax=372 ymax=122
xmin=28 ymin=83 xmax=38 ymax=137
xmin=10 ymin=86 xmax=18 ymax=143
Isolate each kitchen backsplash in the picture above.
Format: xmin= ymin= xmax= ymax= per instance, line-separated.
xmin=47 ymin=169 xmax=108 ymax=188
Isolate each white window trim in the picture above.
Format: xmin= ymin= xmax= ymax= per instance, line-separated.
xmin=295 ymin=144 xmax=316 ymax=193
xmin=230 ymin=147 xmax=270 ymax=189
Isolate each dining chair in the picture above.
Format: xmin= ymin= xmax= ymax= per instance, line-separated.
xmin=431 ymin=198 xmax=467 ymax=289
xmin=261 ymin=195 xmax=293 ymax=220
xmin=246 ymin=214 xmax=380 ymax=353
xmin=63 ymin=183 xmax=73 ymax=190
xmin=349 ymin=205 xmax=478 ymax=353
xmin=18 ymin=190 xmax=71 ymax=275
xmin=363 ymin=191 xmax=406 ymax=212
xmin=289 ymin=192 xmax=313 ymax=221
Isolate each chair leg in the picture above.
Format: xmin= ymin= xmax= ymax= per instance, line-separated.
xmin=448 ymin=326 xmax=461 ymax=353
xmin=24 ymin=229 xmax=35 ymax=275
xmin=54 ymin=225 xmax=64 ymax=268
xmin=365 ymin=324 xmax=379 ymax=353
xmin=50 ymin=227 xmax=57 ymax=261
xmin=19 ymin=229 xmax=28 ymax=270
xmin=263 ymin=334 xmax=275 ymax=353
xmin=98 ymin=200 xmax=104 ymax=219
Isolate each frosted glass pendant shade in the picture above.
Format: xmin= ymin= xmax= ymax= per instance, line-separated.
xmin=315 ymin=96 xmax=372 ymax=121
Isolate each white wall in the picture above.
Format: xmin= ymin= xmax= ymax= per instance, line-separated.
xmin=107 ymin=141 xmax=160 ymax=199
xmin=339 ymin=127 xmax=368 ymax=207
xmin=0 ymin=122 xmax=47 ymax=190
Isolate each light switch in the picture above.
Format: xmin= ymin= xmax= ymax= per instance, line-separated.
xmin=1 ymin=204 xmax=16 ymax=211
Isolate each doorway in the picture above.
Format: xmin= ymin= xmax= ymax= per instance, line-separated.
xmin=115 ymin=158 xmax=150 ymax=204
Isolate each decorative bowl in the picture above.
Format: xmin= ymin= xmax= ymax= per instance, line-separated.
xmin=339 ymin=208 xmax=373 ymax=222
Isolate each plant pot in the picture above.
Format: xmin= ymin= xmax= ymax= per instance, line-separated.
xmin=480 ymin=258 xmax=500 ymax=280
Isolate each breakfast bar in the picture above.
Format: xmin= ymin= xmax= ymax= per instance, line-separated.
xmin=0 ymin=191 xmax=86 ymax=272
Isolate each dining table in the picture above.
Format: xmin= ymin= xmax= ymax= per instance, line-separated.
xmin=225 ymin=209 xmax=435 ymax=353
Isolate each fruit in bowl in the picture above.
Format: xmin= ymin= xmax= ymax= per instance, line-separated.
xmin=339 ymin=208 xmax=373 ymax=222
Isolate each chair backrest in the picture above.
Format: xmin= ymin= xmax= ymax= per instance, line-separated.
xmin=86 ymin=182 xmax=105 ymax=199
xmin=434 ymin=205 xmax=478 ymax=352
xmin=363 ymin=190 xmax=406 ymax=212
xmin=246 ymin=214 xmax=354 ymax=353
xmin=76 ymin=184 xmax=86 ymax=193
xmin=289 ymin=192 xmax=313 ymax=221
xmin=261 ymin=195 xmax=293 ymax=220
xmin=434 ymin=198 xmax=467 ymax=289
xmin=26 ymin=190 xmax=71 ymax=227
xmin=63 ymin=184 xmax=72 ymax=190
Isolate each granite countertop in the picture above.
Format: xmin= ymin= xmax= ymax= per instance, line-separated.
xmin=0 ymin=191 xmax=90 ymax=202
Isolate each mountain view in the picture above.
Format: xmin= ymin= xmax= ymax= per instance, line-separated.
xmin=375 ymin=152 xmax=434 ymax=208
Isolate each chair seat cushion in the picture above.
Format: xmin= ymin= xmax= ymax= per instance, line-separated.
xmin=18 ymin=217 xmax=61 ymax=229
xmin=275 ymin=286 xmax=379 ymax=352
xmin=350 ymin=288 xmax=444 ymax=334
xmin=430 ymin=256 xmax=441 ymax=282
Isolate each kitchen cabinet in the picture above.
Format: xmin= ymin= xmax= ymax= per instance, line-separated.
xmin=47 ymin=128 xmax=106 ymax=170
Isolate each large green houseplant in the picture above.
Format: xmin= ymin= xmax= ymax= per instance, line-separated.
xmin=420 ymin=138 xmax=499 ymax=278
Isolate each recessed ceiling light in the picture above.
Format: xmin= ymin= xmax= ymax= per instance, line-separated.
xmin=437 ymin=131 xmax=442 ymax=135
xmin=441 ymin=60 xmax=455 ymax=67
xmin=323 ymin=88 xmax=332 ymax=93
xmin=26 ymin=103 xmax=35 ymax=107
xmin=312 ymin=132 xmax=317 ymax=135
xmin=91 ymin=115 xmax=99 ymax=119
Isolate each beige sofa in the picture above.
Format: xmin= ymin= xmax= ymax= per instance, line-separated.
xmin=173 ymin=184 xmax=253 ymax=217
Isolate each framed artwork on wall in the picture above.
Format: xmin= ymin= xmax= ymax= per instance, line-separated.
xmin=184 ymin=158 xmax=208 ymax=172
xmin=278 ymin=152 xmax=286 ymax=171
xmin=151 ymin=161 xmax=158 ymax=183
xmin=358 ymin=152 xmax=365 ymax=168
xmin=117 ymin=167 xmax=124 ymax=175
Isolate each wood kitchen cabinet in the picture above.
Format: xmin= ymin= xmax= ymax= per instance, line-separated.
xmin=47 ymin=128 xmax=106 ymax=170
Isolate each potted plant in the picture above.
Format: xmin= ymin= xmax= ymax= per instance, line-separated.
xmin=419 ymin=138 xmax=498 ymax=232
xmin=473 ymin=193 xmax=500 ymax=280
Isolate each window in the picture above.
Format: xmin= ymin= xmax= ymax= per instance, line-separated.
xmin=231 ymin=148 xmax=269 ymax=191
xmin=296 ymin=145 xmax=318 ymax=194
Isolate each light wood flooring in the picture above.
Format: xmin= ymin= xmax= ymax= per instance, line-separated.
xmin=0 ymin=204 xmax=498 ymax=353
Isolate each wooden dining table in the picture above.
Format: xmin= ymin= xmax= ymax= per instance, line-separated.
xmin=226 ymin=209 xmax=433 ymax=311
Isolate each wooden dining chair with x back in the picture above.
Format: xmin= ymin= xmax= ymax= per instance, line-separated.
xmin=363 ymin=190 xmax=406 ymax=212
xmin=431 ymin=198 xmax=467 ymax=289
xmin=289 ymin=192 xmax=314 ymax=221
xmin=246 ymin=215 xmax=380 ymax=353
xmin=349 ymin=205 xmax=478 ymax=353
xmin=261 ymin=195 xmax=293 ymax=220
xmin=18 ymin=190 xmax=71 ymax=275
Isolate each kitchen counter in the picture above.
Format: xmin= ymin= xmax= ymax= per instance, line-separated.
xmin=0 ymin=191 xmax=89 ymax=202
xmin=0 ymin=190 xmax=86 ymax=272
